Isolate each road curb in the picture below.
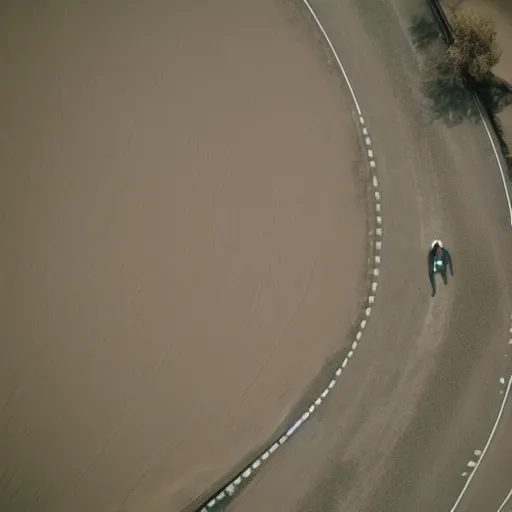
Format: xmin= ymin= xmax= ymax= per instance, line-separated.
xmin=186 ymin=1 xmax=385 ymax=511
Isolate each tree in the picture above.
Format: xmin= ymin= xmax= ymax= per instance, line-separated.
xmin=444 ymin=9 xmax=502 ymax=84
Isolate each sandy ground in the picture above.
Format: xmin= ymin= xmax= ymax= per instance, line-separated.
xmin=0 ymin=1 xmax=366 ymax=511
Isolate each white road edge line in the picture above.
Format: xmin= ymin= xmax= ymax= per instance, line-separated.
xmin=449 ymin=375 xmax=512 ymax=512
xmin=306 ymin=6 xmax=362 ymax=116
xmin=473 ymin=95 xmax=512 ymax=226
xmin=195 ymin=1 xmax=382 ymax=510
xmin=497 ymin=487 xmax=512 ymax=512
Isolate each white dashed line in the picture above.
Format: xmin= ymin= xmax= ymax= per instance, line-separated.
xmin=449 ymin=375 xmax=512 ymax=511
xmin=195 ymin=1 xmax=384 ymax=508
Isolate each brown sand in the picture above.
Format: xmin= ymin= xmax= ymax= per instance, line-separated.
xmin=0 ymin=0 xmax=366 ymax=510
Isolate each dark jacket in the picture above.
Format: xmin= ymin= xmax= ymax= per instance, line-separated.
xmin=428 ymin=245 xmax=453 ymax=296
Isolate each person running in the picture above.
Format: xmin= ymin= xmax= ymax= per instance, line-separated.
xmin=428 ymin=240 xmax=454 ymax=297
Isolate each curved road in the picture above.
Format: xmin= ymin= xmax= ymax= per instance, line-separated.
xmin=453 ymin=376 xmax=512 ymax=512
xmin=213 ymin=0 xmax=512 ymax=510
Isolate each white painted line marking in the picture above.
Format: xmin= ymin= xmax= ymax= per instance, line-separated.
xmin=473 ymin=96 xmax=512 ymax=226
xmin=286 ymin=422 xmax=301 ymax=437
xmin=301 ymin=0 xmax=362 ymax=114
xmin=342 ymin=358 xmax=348 ymax=368
xmin=496 ymin=486 xmax=512 ymax=512
xmin=450 ymin=375 xmax=512 ymax=511
xmin=269 ymin=443 xmax=279 ymax=454
xmin=196 ymin=4 xmax=385 ymax=506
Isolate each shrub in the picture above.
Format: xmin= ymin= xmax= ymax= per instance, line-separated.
xmin=444 ymin=9 xmax=502 ymax=84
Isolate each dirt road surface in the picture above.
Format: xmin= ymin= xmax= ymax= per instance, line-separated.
xmin=0 ymin=1 xmax=366 ymax=511
xmin=225 ymin=0 xmax=512 ymax=510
